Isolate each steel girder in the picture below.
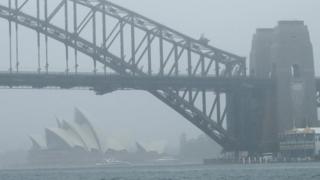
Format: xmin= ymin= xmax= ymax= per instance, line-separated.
xmin=0 ymin=0 xmax=247 ymax=150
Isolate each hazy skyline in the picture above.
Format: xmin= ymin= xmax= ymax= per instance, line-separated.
xmin=0 ymin=0 xmax=319 ymax=153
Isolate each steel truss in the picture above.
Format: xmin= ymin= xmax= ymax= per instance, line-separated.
xmin=0 ymin=0 xmax=247 ymax=150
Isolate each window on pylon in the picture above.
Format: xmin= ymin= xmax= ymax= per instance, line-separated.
xmin=291 ymin=64 xmax=301 ymax=78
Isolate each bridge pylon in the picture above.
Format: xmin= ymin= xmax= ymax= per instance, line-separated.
xmin=247 ymin=20 xmax=319 ymax=153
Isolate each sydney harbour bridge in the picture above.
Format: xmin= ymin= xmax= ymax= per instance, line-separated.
xmin=0 ymin=0 xmax=319 ymax=154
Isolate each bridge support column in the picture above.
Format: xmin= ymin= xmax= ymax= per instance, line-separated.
xmin=226 ymin=87 xmax=277 ymax=154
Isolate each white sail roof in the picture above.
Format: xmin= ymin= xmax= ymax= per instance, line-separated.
xmin=29 ymin=135 xmax=46 ymax=150
xmin=60 ymin=120 xmax=89 ymax=151
xmin=73 ymin=108 xmax=102 ymax=151
xmin=42 ymin=109 xmax=103 ymax=151
xmin=45 ymin=127 xmax=85 ymax=149
xmin=30 ymin=108 xmax=126 ymax=153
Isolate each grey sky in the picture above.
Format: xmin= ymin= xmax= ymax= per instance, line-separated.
xmin=0 ymin=0 xmax=319 ymax=152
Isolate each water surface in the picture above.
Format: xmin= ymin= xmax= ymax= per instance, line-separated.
xmin=1 ymin=163 xmax=320 ymax=180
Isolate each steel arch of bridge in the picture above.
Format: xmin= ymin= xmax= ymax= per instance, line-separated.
xmin=0 ymin=0 xmax=247 ymax=150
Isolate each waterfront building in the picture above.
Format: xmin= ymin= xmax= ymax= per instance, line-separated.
xmin=279 ymin=128 xmax=320 ymax=159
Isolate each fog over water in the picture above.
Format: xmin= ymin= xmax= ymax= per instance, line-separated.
xmin=0 ymin=0 xmax=319 ymax=153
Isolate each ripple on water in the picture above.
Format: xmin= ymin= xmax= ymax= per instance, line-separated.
xmin=1 ymin=163 xmax=320 ymax=180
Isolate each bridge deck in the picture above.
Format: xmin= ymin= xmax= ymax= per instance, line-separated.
xmin=0 ymin=72 xmax=271 ymax=93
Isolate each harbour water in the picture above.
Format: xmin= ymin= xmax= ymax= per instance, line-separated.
xmin=1 ymin=163 xmax=320 ymax=180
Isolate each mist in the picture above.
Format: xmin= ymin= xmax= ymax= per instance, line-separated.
xmin=0 ymin=0 xmax=319 ymax=155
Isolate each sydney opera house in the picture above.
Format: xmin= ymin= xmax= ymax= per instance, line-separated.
xmin=28 ymin=108 xmax=113 ymax=166
xmin=28 ymin=108 xmax=167 ymax=166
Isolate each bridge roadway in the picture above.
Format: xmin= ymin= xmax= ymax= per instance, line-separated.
xmin=0 ymin=72 xmax=271 ymax=94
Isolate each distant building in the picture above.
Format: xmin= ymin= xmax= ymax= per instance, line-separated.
xmin=179 ymin=133 xmax=221 ymax=162
xmin=106 ymin=142 xmax=168 ymax=163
